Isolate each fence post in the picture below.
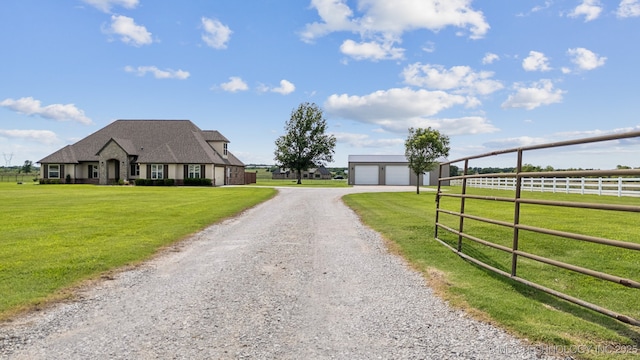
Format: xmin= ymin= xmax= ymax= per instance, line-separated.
xmin=618 ymin=177 xmax=623 ymax=197
xmin=598 ymin=177 xmax=602 ymax=196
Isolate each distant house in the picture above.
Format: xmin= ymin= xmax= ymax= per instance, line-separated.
xmin=272 ymin=166 xmax=332 ymax=180
xmin=38 ymin=119 xmax=245 ymax=186
xmin=348 ymin=155 xmax=449 ymax=186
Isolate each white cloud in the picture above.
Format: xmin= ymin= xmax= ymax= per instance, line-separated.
xmin=0 ymin=97 xmax=93 ymax=124
xmin=301 ymin=0 xmax=489 ymax=61
xmin=485 ymin=126 xmax=640 ymax=152
xmin=567 ymin=47 xmax=606 ymax=70
xmin=333 ymin=132 xmax=404 ymax=148
xmin=554 ymin=126 xmax=640 ymax=140
xmin=532 ymin=1 xmax=553 ymax=13
xmin=324 ymin=87 xmax=497 ymax=134
xmin=422 ymin=41 xmax=436 ymax=53
xmin=402 ymin=63 xmax=503 ymax=96
xmin=124 ymin=66 xmax=190 ymax=79
xmin=483 ymin=136 xmax=549 ymax=149
xmin=82 ymin=0 xmax=138 ymax=13
xmin=522 ymin=51 xmax=551 ymax=72
xmin=501 ymin=79 xmax=565 ymax=110
xmin=617 ymin=0 xmax=640 ymax=17
xmin=568 ymin=0 xmax=603 ymax=21
xmin=266 ymin=80 xmax=296 ymax=95
xmin=325 ymin=88 xmax=466 ymax=121
xmin=220 ymin=77 xmax=249 ymax=92
xmin=517 ymin=1 xmax=553 ymax=17
xmin=340 ymin=39 xmax=404 ymax=61
xmin=482 ymin=53 xmax=499 ymax=64
xmin=0 ymin=129 xmax=59 ymax=145
xmin=201 ymin=17 xmax=232 ymax=49
xmin=300 ymin=0 xmax=359 ymax=41
xmin=104 ymin=15 xmax=153 ymax=46
xmin=413 ymin=116 xmax=499 ymax=135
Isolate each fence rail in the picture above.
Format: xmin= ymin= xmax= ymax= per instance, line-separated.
xmin=436 ymin=130 xmax=640 ymax=327
xmin=450 ymin=176 xmax=640 ymax=197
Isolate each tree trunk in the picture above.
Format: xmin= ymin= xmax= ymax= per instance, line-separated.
xmin=297 ymin=169 xmax=302 ymax=184
xmin=416 ymin=173 xmax=420 ymax=194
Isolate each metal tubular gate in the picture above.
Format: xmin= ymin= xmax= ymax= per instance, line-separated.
xmin=435 ymin=130 xmax=640 ymax=326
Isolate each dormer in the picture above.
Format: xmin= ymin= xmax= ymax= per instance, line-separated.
xmin=203 ymin=130 xmax=230 ymax=159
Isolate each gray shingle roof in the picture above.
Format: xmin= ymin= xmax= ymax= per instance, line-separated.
xmin=202 ymin=130 xmax=229 ymax=142
xmin=39 ymin=120 xmax=243 ymax=166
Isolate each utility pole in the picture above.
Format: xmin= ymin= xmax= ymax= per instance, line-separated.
xmin=2 ymin=153 xmax=13 ymax=167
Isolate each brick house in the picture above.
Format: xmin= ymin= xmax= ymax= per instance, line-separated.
xmin=38 ymin=119 xmax=245 ymax=186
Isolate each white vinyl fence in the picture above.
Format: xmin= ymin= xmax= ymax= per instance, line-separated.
xmin=450 ymin=177 xmax=640 ymax=197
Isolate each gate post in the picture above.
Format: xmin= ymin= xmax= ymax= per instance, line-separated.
xmin=511 ymin=150 xmax=523 ymax=277
xmin=457 ymin=159 xmax=470 ymax=252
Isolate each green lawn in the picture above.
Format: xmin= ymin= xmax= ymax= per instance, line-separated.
xmin=343 ymin=187 xmax=640 ymax=360
xmin=0 ymin=183 xmax=276 ymax=318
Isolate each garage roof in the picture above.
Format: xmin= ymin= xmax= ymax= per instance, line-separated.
xmin=348 ymin=155 xmax=408 ymax=163
xmin=348 ymin=155 xmax=448 ymax=163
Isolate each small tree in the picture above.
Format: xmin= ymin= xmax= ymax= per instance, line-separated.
xmin=274 ymin=102 xmax=336 ymax=184
xmin=405 ymin=127 xmax=450 ymax=194
xmin=22 ymin=160 xmax=33 ymax=174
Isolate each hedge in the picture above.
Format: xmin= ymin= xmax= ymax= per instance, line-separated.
xmin=134 ymin=179 xmax=175 ymax=186
xmin=183 ymin=178 xmax=213 ymax=186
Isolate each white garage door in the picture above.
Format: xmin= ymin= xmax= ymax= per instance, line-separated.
xmin=385 ymin=165 xmax=410 ymax=185
xmin=354 ymin=165 xmax=379 ymax=185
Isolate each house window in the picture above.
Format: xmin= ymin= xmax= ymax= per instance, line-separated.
xmin=130 ymin=163 xmax=140 ymax=176
xmin=91 ymin=165 xmax=98 ymax=178
xmin=48 ymin=164 xmax=60 ymax=178
xmin=188 ymin=164 xmax=201 ymax=178
xmin=151 ymin=164 xmax=164 ymax=179
xmin=223 ymin=143 xmax=228 ymax=156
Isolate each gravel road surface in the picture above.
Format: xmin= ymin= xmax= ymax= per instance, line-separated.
xmin=1 ymin=187 xmax=551 ymax=359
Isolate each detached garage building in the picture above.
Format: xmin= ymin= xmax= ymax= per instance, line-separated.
xmin=348 ymin=155 xmax=449 ymax=186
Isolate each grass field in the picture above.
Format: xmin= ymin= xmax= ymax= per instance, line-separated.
xmin=0 ymin=183 xmax=276 ymax=319
xmin=343 ymin=187 xmax=639 ymax=360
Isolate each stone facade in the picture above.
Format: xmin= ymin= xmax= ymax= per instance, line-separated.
xmin=97 ymin=141 xmax=129 ymax=185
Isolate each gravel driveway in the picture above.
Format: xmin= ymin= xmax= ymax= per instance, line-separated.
xmin=1 ymin=187 xmax=551 ymax=359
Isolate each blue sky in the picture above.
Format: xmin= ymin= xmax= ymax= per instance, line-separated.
xmin=1 ymin=0 xmax=640 ymax=169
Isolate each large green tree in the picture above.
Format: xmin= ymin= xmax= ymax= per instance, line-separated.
xmin=274 ymin=102 xmax=336 ymax=184
xmin=405 ymin=127 xmax=450 ymax=194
